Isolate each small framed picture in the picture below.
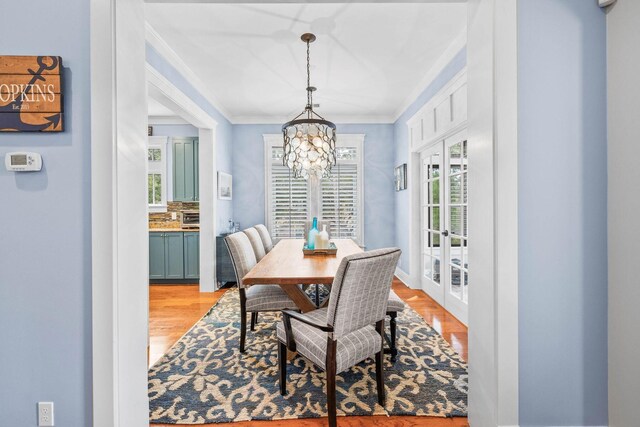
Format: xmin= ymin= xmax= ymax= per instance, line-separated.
xmin=217 ymin=171 xmax=232 ymax=200
xmin=395 ymin=163 xmax=407 ymax=191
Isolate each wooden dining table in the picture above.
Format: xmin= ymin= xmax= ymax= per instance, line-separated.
xmin=242 ymin=238 xmax=363 ymax=313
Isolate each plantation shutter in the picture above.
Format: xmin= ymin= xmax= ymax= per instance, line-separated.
xmin=266 ymin=136 xmax=363 ymax=244
xmin=321 ymin=148 xmax=360 ymax=243
xmin=270 ymin=148 xmax=309 ymax=239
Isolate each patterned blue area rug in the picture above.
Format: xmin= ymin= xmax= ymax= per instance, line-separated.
xmin=148 ymin=288 xmax=468 ymax=424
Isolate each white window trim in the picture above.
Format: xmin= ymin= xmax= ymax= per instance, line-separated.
xmin=263 ymin=133 xmax=365 ymax=246
xmin=147 ymin=136 xmax=168 ymax=212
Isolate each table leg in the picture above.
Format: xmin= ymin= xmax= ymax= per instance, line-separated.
xmin=280 ymin=284 xmax=317 ymax=313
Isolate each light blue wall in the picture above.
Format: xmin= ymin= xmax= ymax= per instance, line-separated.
xmin=517 ymin=0 xmax=607 ymax=425
xmin=232 ymin=124 xmax=396 ymax=250
xmin=393 ymin=48 xmax=467 ymax=270
xmin=146 ymin=44 xmax=233 ymax=232
xmin=0 ymin=1 xmax=92 ymax=426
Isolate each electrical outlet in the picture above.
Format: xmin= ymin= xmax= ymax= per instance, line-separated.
xmin=38 ymin=402 xmax=54 ymax=426
xmin=171 ymin=212 xmax=177 ymax=220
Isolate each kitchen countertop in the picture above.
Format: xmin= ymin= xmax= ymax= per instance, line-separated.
xmin=149 ymin=228 xmax=199 ymax=232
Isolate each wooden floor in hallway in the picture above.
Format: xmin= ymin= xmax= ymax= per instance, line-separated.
xmin=149 ymin=278 xmax=469 ymax=427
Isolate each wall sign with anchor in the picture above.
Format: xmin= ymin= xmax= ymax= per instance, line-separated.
xmin=0 ymin=56 xmax=64 ymax=132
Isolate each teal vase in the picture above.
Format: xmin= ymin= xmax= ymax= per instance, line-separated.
xmin=308 ymin=217 xmax=318 ymax=249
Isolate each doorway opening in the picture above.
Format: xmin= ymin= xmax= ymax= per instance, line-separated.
xmin=90 ymin=1 xmax=519 ymax=426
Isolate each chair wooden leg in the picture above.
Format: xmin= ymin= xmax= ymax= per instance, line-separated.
xmin=278 ymin=341 xmax=287 ymax=395
xmin=250 ymin=312 xmax=257 ymax=331
xmin=239 ymin=289 xmax=247 ymax=353
xmin=375 ymin=320 xmax=386 ymax=407
xmin=389 ymin=311 xmax=398 ymax=362
xmin=326 ymin=337 xmax=337 ymax=427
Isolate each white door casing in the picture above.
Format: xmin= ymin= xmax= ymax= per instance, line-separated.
xmin=147 ymin=64 xmax=219 ymax=293
xmin=91 ymin=1 xmax=519 ymax=426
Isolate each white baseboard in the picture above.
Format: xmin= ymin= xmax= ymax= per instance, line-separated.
xmin=394 ymin=267 xmax=412 ymax=287
xmin=496 ymin=425 xmax=607 ymax=427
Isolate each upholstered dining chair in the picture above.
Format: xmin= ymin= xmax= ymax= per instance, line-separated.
xmin=254 ymin=224 xmax=273 ymax=253
xmin=277 ymin=248 xmax=401 ymax=427
xmin=242 ymin=227 xmax=269 ymax=331
xmin=224 ymin=232 xmax=298 ymax=353
xmin=243 ymin=227 xmax=266 ymax=261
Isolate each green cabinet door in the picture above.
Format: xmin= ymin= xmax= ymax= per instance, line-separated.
xmin=183 ymin=232 xmax=200 ymax=279
xmin=173 ymin=141 xmax=186 ymax=201
xmin=149 ymin=232 xmax=166 ymax=279
xmin=173 ymin=138 xmax=199 ymax=202
xmin=164 ymin=232 xmax=184 ymax=279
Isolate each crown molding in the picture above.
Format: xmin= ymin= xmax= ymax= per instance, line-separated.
xmin=231 ymin=114 xmax=395 ymax=125
xmin=145 ymin=21 xmax=233 ymax=123
xmin=391 ymin=30 xmax=467 ymax=122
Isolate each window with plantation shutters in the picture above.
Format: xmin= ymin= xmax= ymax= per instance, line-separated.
xmin=265 ymin=134 xmax=364 ymax=245
xmin=270 ymin=161 xmax=309 ymax=239
xmin=321 ymin=150 xmax=360 ymax=241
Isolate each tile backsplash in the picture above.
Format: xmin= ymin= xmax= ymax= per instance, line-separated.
xmin=149 ymin=201 xmax=199 ymax=229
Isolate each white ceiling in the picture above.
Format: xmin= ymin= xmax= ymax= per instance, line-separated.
xmin=145 ymin=2 xmax=466 ymax=123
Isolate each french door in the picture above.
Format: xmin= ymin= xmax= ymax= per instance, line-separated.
xmin=420 ymin=129 xmax=468 ymax=324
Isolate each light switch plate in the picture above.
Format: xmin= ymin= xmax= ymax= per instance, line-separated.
xmin=38 ymin=402 xmax=54 ymax=426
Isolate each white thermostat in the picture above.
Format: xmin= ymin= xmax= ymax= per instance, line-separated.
xmin=5 ymin=152 xmax=42 ymax=172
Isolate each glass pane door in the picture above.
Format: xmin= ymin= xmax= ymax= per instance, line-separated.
xmin=420 ymin=144 xmax=445 ymax=305
xmin=444 ymin=132 xmax=468 ymax=324
xmin=419 ymin=130 xmax=469 ymax=325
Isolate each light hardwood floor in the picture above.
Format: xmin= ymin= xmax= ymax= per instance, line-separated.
xmin=149 ymin=279 xmax=469 ymax=427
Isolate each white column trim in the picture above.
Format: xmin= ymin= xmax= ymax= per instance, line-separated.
xmin=91 ymin=0 xmax=149 ymax=426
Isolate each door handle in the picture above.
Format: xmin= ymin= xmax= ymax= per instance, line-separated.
xmin=442 ymin=230 xmax=449 ymax=237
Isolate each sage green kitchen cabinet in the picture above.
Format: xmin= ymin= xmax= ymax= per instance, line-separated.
xmin=164 ymin=232 xmax=185 ymax=279
xmin=173 ymin=138 xmax=199 ymax=202
xmin=183 ymin=232 xmax=200 ymax=279
xmin=149 ymin=231 xmax=199 ymax=281
xmin=149 ymin=232 xmax=166 ymax=280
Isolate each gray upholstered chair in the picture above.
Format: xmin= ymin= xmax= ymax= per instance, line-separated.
xmin=277 ymin=248 xmax=401 ymax=427
xmin=224 ymin=232 xmax=298 ymax=353
xmin=254 ymin=224 xmax=273 ymax=253
xmin=243 ymin=227 xmax=266 ymax=261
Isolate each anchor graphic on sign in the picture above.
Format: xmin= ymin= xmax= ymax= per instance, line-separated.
xmin=0 ymin=56 xmax=62 ymax=131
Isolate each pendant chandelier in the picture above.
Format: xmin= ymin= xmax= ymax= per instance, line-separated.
xmin=282 ymin=33 xmax=337 ymax=179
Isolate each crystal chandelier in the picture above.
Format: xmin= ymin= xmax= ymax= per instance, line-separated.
xmin=282 ymin=33 xmax=337 ymax=179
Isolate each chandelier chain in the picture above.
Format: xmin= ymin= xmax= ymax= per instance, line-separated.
xmin=306 ymin=39 xmax=312 ymax=110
